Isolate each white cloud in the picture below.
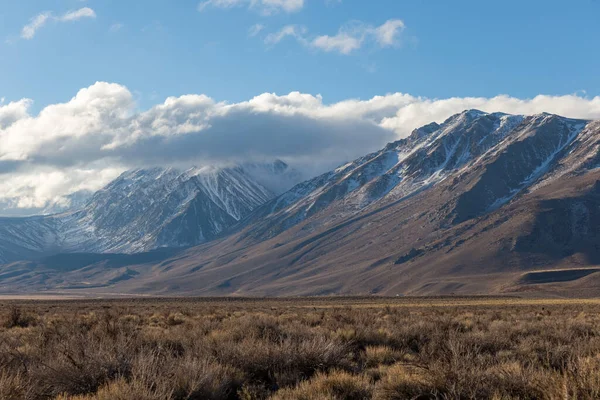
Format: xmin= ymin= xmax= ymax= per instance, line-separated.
xmin=20 ymin=8 xmax=96 ymax=40
xmin=1 ymin=82 xmax=600 ymax=213
xmin=199 ymin=0 xmax=304 ymax=15
xmin=21 ymin=12 xmax=52 ymax=39
xmin=374 ymin=19 xmax=405 ymax=47
xmin=265 ymin=25 xmax=307 ymax=44
xmin=248 ymin=23 xmax=265 ymax=37
xmin=312 ymin=32 xmax=361 ymax=54
xmin=0 ymin=99 xmax=32 ymax=130
xmin=59 ymin=7 xmax=96 ymax=22
xmin=264 ymin=19 xmax=407 ymax=55
xmin=0 ymin=166 xmax=123 ymax=212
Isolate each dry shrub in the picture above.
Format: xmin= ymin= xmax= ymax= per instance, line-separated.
xmin=373 ymin=364 xmax=439 ymax=400
xmin=56 ymin=379 xmax=160 ymax=400
xmin=273 ymin=370 xmax=373 ymax=400
xmin=3 ymin=306 xmax=36 ymax=328
xmin=166 ymin=313 xmax=187 ymax=327
xmin=364 ymin=346 xmax=401 ymax=368
xmin=169 ymin=357 xmax=243 ymax=400
xmin=564 ymin=356 xmax=600 ymax=399
xmin=28 ymin=334 xmax=134 ymax=398
xmin=0 ymin=371 xmax=29 ymax=399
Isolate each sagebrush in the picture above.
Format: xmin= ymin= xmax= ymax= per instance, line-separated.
xmin=1 ymin=298 xmax=599 ymax=399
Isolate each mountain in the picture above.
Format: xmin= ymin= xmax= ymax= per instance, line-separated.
xmin=0 ymin=161 xmax=299 ymax=263
xmin=1 ymin=111 xmax=600 ymax=297
xmin=243 ymin=110 xmax=583 ymax=239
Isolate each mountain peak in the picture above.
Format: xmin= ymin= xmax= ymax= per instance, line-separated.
xmin=525 ymin=113 xmax=591 ymax=130
xmin=409 ymin=122 xmax=441 ymax=140
xmin=273 ymin=159 xmax=288 ymax=170
xmin=441 ymin=109 xmax=489 ymax=126
xmin=462 ymin=109 xmax=487 ymax=117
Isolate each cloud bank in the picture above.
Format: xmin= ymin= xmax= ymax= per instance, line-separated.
xmin=1 ymin=82 xmax=600 ymax=214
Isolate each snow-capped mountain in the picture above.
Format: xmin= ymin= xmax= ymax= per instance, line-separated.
xmin=244 ymin=110 xmax=591 ymax=239
xmin=2 ymin=111 xmax=600 ymax=298
xmin=0 ymin=161 xmax=300 ymax=262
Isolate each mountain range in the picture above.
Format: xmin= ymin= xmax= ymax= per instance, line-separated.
xmin=1 ymin=110 xmax=600 ymax=297
xmin=0 ymin=161 xmax=300 ymax=262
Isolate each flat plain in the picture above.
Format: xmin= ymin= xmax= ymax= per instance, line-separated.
xmin=1 ymin=296 xmax=600 ymax=399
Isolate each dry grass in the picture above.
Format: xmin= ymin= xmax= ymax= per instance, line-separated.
xmin=1 ymin=297 xmax=600 ymax=399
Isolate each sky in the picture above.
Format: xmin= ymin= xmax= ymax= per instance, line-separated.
xmin=0 ymin=0 xmax=600 ymax=215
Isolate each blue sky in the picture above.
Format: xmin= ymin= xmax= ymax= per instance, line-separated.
xmin=2 ymin=0 xmax=600 ymax=111
xmin=1 ymin=0 xmax=600 ymax=215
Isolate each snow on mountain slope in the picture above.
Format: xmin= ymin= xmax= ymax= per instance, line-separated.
xmin=244 ymin=110 xmax=593 ymax=240
xmin=0 ymin=161 xmax=299 ymax=262
xmin=452 ymin=113 xmax=588 ymax=223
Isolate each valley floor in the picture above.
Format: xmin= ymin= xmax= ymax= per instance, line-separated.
xmin=1 ymin=297 xmax=600 ymax=399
